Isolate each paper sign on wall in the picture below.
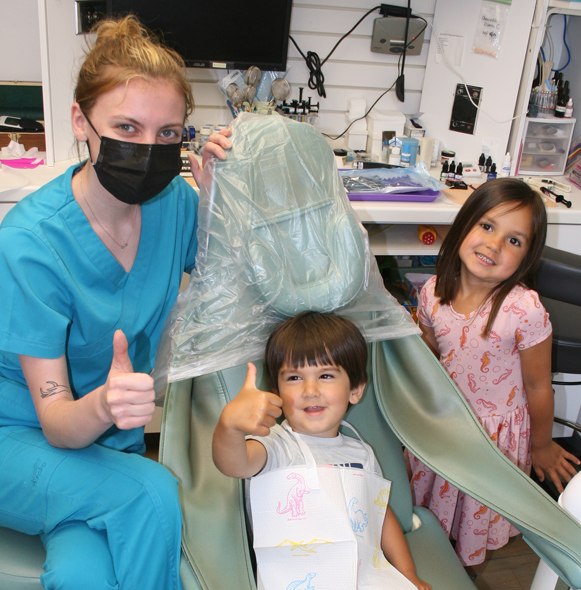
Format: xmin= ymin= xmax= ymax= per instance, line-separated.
xmin=472 ymin=0 xmax=512 ymax=58
xmin=435 ymin=34 xmax=465 ymax=67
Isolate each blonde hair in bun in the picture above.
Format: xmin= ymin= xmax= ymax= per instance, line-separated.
xmin=75 ymin=15 xmax=194 ymax=119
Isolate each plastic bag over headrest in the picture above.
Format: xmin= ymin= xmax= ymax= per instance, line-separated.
xmin=153 ymin=113 xmax=419 ymax=395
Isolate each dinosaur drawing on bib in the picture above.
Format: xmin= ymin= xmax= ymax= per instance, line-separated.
xmin=348 ymin=497 xmax=368 ymax=533
xmin=373 ymin=487 xmax=390 ymax=513
xmin=286 ymin=573 xmax=316 ymax=590
xmin=275 ymin=538 xmax=333 ymax=554
xmin=277 ymin=472 xmax=309 ymax=517
xmin=372 ymin=543 xmax=390 ymax=570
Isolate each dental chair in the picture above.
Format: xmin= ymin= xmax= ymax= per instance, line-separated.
xmin=536 ymin=245 xmax=581 ymax=472
xmin=528 ymin=245 xmax=581 ymax=589
xmin=153 ymin=112 xmax=473 ymax=590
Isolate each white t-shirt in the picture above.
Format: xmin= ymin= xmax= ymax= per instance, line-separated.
xmin=247 ymin=420 xmax=382 ymax=476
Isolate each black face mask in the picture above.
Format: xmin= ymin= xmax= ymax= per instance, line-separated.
xmin=85 ymin=115 xmax=182 ymax=205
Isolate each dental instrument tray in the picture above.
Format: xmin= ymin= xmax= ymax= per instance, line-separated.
xmin=339 ymin=165 xmax=443 ymax=202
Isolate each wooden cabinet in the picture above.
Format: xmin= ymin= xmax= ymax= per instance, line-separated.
xmin=0 ymin=132 xmax=45 ymax=152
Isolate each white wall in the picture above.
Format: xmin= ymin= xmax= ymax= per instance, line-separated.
xmin=0 ymin=0 xmax=42 ymax=82
xmin=418 ymin=0 xmax=537 ymax=166
xmin=37 ymin=0 xmax=436 ymax=163
xmin=185 ymin=0 xmax=436 ymax=141
xmin=37 ymin=0 xmax=92 ymax=164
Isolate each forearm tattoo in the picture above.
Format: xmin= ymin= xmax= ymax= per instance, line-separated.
xmin=40 ymin=381 xmax=71 ymax=398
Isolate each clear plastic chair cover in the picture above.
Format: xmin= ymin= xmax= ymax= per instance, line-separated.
xmin=153 ymin=113 xmax=419 ymax=396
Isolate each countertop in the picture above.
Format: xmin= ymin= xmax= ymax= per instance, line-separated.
xmin=2 ymin=156 xmax=581 ymax=227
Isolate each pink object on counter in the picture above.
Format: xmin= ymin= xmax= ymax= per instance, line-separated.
xmin=1 ymin=158 xmax=44 ymax=169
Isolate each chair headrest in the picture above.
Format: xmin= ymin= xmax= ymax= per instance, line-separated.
xmin=153 ymin=113 xmax=418 ymax=393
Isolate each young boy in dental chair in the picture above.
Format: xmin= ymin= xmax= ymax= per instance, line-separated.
xmin=213 ymin=311 xmax=431 ymax=590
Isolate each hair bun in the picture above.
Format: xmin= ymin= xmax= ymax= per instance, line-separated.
xmin=76 ymin=14 xmax=193 ymax=118
xmin=93 ymin=15 xmax=150 ymax=46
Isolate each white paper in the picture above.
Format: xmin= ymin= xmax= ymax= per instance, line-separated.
xmin=251 ymin=464 xmax=414 ymax=590
xmin=482 ymin=137 xmax=501 ymax=167
xmin=1 ymin=140 xmax=26 ymax=157
xmin=436 ymin=33 xmax=465 ymax=67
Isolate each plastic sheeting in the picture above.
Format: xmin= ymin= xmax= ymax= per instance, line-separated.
xmin=152 ymin=113 xmax=419 ymax=396
xmin=340 ymin=165 xmax=443 ymax=194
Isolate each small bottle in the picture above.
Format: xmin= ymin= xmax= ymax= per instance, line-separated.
xmin=555 ymin=81 xmax=569 ymax=118
xmin=440 ymin=160 xmax=449 ymax=180
xmin=565 ymin=98 xmax=574 ymax=118
xmin=400 ymin=143 xmax=411 ymax=167
xmin=487 ymin=163 xmax=497 ymax=181
xmin=388 ymin=146 xmax=401 ymax=166
xmin=199 ymin=127 xmax=212 ymax=153
xmin=383 ymin=144 xmax=391 ymax=163
xmin=500 ymin=152 xmax=511 ymax=177
xmin=485 ymin=156 xmax=492 ymax=173
xmin=448 ymin=161 xmax=456 ymax=179
xmin=478 ymin=153 xmax=486 ymax=171
xmin=455 ymin=162 xmax=463 ymax=181
xmin=556 ymin=73 xmax=564 ymax=99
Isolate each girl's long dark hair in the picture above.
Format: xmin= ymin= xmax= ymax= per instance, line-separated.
xmin=436 ymin=178 xmax=547 ymax=336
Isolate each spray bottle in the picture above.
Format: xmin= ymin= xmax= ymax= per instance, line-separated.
xmin=500 ymin=152 xmax=511 ymax=177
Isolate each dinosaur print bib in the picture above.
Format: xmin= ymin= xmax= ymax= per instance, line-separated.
xmin=250 ymin=422 xmax=417 ymax=589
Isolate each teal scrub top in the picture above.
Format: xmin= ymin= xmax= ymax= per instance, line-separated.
xmin=0 ymin=163 xmax=198 ymax=451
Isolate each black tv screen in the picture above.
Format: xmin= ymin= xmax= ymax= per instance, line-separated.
xmin=109 ymin=0 xmax=293 ymax=71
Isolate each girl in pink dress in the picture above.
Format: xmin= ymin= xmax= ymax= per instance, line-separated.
xmin=409 ymin=178 xmax=580 ymax=568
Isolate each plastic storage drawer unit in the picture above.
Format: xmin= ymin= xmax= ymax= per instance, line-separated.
xmin=516 ymin=116 xmax=575 ymax=176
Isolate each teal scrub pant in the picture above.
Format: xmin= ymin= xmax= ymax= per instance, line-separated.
xmin=0 ymin=426 xmax=183 ymax=590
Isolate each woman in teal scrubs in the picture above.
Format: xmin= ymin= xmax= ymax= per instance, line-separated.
xmin=0 ymin=16 xmax=229 ymax=590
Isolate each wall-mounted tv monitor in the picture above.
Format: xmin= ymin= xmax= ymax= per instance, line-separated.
xmin=109 ymin=0 xmax=293 ymax=71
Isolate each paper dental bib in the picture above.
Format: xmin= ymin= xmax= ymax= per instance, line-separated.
xmin=250 ymin=422 xmax=416 ymax=590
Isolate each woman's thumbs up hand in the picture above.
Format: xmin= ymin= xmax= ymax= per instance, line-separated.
xmin=100 ymin=330 xmax=156 ymax=430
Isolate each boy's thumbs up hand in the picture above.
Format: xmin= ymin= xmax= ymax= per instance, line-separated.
xmin=99 ymin=330 xmax=155 ymax=430
xmin=243 ymin=361 xmax=259 ymax=390
xmin=220 ymin=362 xmax=282 ymax=437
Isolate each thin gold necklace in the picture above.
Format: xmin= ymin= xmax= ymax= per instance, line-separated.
xmin=79 ymin=169 xmax=138 ymax=250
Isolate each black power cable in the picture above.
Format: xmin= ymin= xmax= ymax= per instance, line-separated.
xmin=321 ymin=15 xmax=427 ymax=142
xmin=395 ymin=0 xmax=412 ymax=102
xmin=289 ymin=6 xmax=382 ymax=98
xmin=322 ymin=78 xmax=398 ymax=141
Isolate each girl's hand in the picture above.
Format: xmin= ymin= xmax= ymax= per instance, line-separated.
xmin=522 ymin=337 xmax=580 ymax=494
xmin=407 ymin=574 xmax=431 ymax=590
xmin=99 ymin=330 xmax=156 ymax=430
xmin=532 ymin=441 xmax=580 ymax=494
xmin=188 ymin=128 xmax=232 ymax=185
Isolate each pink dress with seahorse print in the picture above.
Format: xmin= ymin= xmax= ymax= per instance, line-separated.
xmin=409 ymin=275 xmax=552 ymax=566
